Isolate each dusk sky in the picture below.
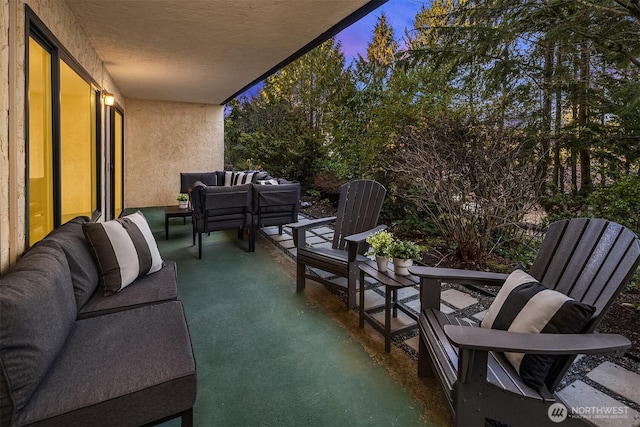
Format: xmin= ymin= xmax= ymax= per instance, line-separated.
xmin=336 ymin=0 xmax=429 ymax=64
xmin=238 ymin=0 xmax=429 ymax=99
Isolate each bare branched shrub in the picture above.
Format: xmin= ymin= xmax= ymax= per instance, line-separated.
xmin=389 ymin=118 xmax=543 ymax=263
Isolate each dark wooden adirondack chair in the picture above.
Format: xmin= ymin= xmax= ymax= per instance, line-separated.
xmin=410 ymin=218 xmax=640 ymax=427
xmin=289 ymin=180 xmax=387 ymax=310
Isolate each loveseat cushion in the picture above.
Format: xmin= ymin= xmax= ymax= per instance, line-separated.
xmin=83 ymin=211 xmax=163 ymax=296
xmin=35 ymin=216 xmax=99 ymax=309
xmin=77 ymin=261 xmax=178 ymax=319
xmin=13 ymin=302 xmax=197 ymax=427
xmin=0 ymin=243 xmax=77 ymax=425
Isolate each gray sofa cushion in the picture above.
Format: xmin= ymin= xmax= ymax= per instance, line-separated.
xmin=77 ymin=261 xmax=179 ymax=319
xmin=13 ymin=302 xmax=197 ymax=427
xmin=34 ymin=216 xmax=99 ymax=310
xmin=0 ymin=243 xmax=76 ymax=424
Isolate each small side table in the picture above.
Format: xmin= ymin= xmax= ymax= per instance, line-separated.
xmin=358 ymin=259 xmax=421 ymax=352
xmin=164 ymin=206 xmax=192 ymax=240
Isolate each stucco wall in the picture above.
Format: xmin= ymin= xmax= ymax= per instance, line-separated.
xmin=1 ymin=0 xmax=9 ymax=271
xmin=125 ymin=99 xmax=224 ymax=208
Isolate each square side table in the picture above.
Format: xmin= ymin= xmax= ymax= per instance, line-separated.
xmin=358 ymin=259 xmax=421 ymax=352
xmin=164 ymin=206 xmax=192 ymax=240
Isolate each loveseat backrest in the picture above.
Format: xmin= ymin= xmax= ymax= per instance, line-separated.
xmin=190 ymin=183 xmax=252 ymax=218
xmin=251 ymin=183 xmax=300 ymax=216
xmin=35 ymin=216 xmax=100 ymax=310
xmin=181 ymin=170 xmax=273 ymax=193
xmin=0 ymin=242 xmax=77 ymax=425
xmin=180 ymin=172 xmax=217 ymax=193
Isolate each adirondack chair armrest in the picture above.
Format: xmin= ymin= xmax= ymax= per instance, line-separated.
xmin=409 ymin=266 xmax=508 ymax=287
xmin=287 ymin=216 xmax=337 ymax=247
xmin=344 ymin=224 xmax=388 ymax=245
xmin=443 ymin=325 xmax=631 ymax=355
xmin=344 ymin=224 xmax=388 ymax=262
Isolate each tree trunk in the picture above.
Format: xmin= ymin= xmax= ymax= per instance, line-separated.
xmin=578 ymin=42 xmax=592 ymax=194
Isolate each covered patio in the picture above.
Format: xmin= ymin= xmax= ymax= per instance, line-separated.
xmin=2 ymin=1 xmax=639 ymax=426
xmin=143 ymin=207 xmax=451 ymax=426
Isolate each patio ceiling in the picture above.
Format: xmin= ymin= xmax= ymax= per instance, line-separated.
xmin=64 ymin=0 xmax=385 ymax=105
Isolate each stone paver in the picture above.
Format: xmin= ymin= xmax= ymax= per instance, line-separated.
xmin=557 ymin=380 xmax=640 ymax=427
xmin=472 ymin=309 xmax=488 ymax=322
xmin=440 ymin=289 xmax=478 ymax=309
xmin=309 ymin=267 xmax=335 ymax=279
xmin=305 ymin=236 xmax=327 ymax=245
xmin=372 ymin=311 xmax=415 ymax=329
xmin=587 ymin=362 xmax=640 ymax=405
xmin=278 ymin=239 xmax=296 ymax=249
xmin=261 ymin=227 xmax=282 ymax=236
xmin=312 ymin=226 xmax=334 ymax=235
xmin=404 ymin=336 xmax=419 ymax=352
xmin=270 ymin=233 xmax=292 ymax=242
xmin=360 ymin=290 xmax=385 ymax=309
xmin=311 ymin=241 xmax=333 ymax=249
xmin=397 ymin=286 xmax=419 ymax=300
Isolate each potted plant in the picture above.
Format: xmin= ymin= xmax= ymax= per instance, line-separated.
xmin=177 ymin=193 xmax=189 ymax=209
xmin=389 ymin=239 xmax=423 ymax=275
xmin=366 ymin=230 xmax=394 ymax=272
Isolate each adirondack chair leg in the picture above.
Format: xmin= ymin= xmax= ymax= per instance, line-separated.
xmin=297 ymin=263 xmax=306 ymax=291
xmin=417 ymin=334 xmax=433 ymax=377
xmin=454 ymin=348 xmax=488 ymax=427
xmin=347 ymin=263 xmax=358 ymax=310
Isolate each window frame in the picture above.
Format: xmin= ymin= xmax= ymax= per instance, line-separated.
xmin=25 ymin=6 xmax=102 ymax=247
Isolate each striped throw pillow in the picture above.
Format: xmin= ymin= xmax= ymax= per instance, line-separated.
xmin=481 ymin=269 xmax=595 ymax=391
xmin=83 ymin=211 xmax=163 ymax=295
xmin=232 ymin=171 xmax=255 ymax=186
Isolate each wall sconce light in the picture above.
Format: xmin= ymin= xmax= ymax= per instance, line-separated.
xmin=103 ymin=91 xmax=115 ymax=106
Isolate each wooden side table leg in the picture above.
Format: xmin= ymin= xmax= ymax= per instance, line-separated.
xmin=385 ymin=285 xmax=391 ymax=352
xmin=392 ymin=288 xmax=398 ymax=317
xmin=165 ymin=214 xmax=170 ymax=240
xmin=359 ymin=270 xmax=366 ymax=328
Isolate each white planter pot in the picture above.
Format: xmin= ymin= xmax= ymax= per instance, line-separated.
xmin=393 ymin=258 xmax=413 ymax=276
xmin=375 ymin=255 xmax=389 ymax=272
xmin=178 ymin=201 xmax=188 ymax=209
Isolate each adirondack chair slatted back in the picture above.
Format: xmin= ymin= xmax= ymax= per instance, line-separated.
xmin=529 ymin=218 xmax=640 ymax=392
xmin=332 ymin=180 xmax=386 ymax=251
xmin=529 ymin=218 xmax=640 ymax=327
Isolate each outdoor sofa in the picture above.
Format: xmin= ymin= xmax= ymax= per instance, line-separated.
xmin=181 ymin=170 xmax=300 ymax=256
xmin=0 ymin=215 xmax=196 ymax=426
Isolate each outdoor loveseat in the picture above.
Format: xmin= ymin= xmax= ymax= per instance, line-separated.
xmin=0 ymin=215 xmax=196 ymax=427
xmin=181 ymin=171 xmax=301 ymax=257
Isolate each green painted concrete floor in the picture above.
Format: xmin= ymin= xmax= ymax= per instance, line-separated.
xmin=138 ymin=208 xmax=445 ymax=427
